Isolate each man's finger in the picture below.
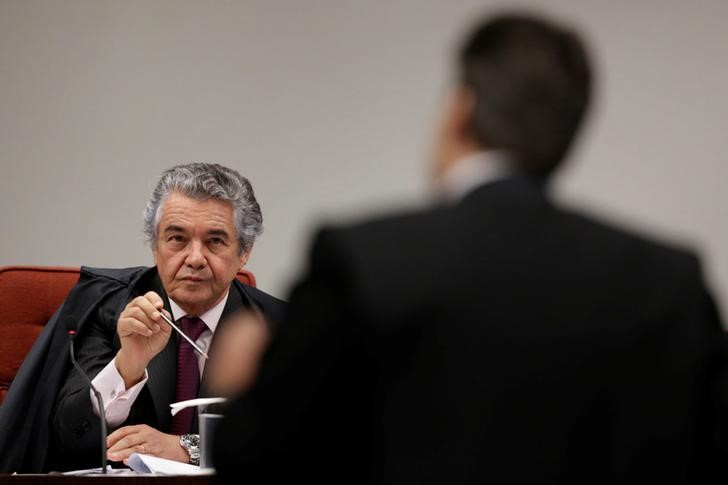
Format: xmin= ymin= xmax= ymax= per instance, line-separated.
xmin=119 ymin=319 xmax=156 ymax=337
xmin=108 ymin=436 xmax=135 ymax=453
xmin=132 ymin=295 xmax=163 ymax=323
xmin=143 ymin=291 xmax=165 ymax=311
xmin=107 ymin=424 xmax=143 ymax=447
xmin=108 ymin=448 xmax=134 ymax=462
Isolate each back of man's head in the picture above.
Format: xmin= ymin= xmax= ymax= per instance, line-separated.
xmin=459 ymin=13 xmax=592 ymax=178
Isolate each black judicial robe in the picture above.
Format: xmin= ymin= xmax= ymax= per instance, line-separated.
xmin=0 ymin=266 xmax=284 ymax=473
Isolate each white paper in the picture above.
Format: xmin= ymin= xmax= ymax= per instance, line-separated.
xmin=127 ymin=453 xmax=213 ymax=475
xmin=169 ymin=397 xmax=227 ymax=416
xmin=62 ymin=465 xmax=122 ymax=475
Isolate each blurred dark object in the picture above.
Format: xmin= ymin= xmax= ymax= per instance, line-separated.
xmin=215 ymin=12 xmax=728 ymax=485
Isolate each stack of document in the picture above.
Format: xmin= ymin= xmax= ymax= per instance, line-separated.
xmin=127 ymin=453 xmax=214 ymax=475
xmin=62 ymin=454 xmax=213 ymax=476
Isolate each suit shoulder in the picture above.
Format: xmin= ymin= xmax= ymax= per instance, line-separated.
xmin=233 ymin=281 xmax=287 ymax=325
xmin=307 ymin=207 xmax=453 ymax=296
xmin=564 ymin=208 xmax=699 ymax=261
xmin=316 ymin=205 xmax=449 ymax=250
xmin=79 ymin=266 xmax=153 ymax=286
xmin=553 ymin=207 xmax=705 ymax=292
xmin=241 ymin=283 xmax=286 ymax=307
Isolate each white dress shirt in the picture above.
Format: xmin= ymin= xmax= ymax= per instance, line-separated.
xmin=90 ymin=292 xmax=229 ymax=428
xmin=436 ymin=150 xmax=513 ymax=203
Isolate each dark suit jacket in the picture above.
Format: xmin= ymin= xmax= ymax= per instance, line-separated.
xmin=0 ymin=266 xmax=284 ymax=473
xmin=215 ymin=177 xmax=728 ymax=484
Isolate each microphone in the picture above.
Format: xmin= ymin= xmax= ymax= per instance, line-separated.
xmin=66 ymin=326 xmax=108 ymax=474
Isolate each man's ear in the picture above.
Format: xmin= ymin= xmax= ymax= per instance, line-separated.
xmin=239 ymin=247 xmax=252 ymax=268
xmin=447 ymin=86 xmax=477 ymax=144
xmin=433 ymin=86 xmax=479 ymax=183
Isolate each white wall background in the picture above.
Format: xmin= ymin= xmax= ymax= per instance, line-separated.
xmin=1 ymin=0 xmax=727 ymax=313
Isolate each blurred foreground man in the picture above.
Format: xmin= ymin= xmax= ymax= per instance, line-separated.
xmin=0 ymin=163 xmax=284 ymax=472
xmin=215 ymin=13 xmax=728 ymax=484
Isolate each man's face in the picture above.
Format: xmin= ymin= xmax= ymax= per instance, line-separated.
xmin=153 ymin=192 xmax=249 ymax=316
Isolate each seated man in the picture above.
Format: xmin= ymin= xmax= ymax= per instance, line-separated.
xmin=0 ymin=162 xmax=284 ymax=472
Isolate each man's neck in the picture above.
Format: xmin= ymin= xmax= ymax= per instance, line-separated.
xmin=435 ymin=150 xmax=513 ymax=203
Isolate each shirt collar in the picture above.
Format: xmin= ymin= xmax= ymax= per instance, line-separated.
xmin=436 ymin=150 xmax=513 ymax=204
xmin=168 ymin=290 xmax=230 ymax=334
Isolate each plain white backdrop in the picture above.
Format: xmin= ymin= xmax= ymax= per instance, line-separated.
xmin=1 ymin=0 xmax=727 ymax=313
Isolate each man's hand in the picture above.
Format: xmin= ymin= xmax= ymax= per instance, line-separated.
xmin=115 ymin=291 xmax=173 ymax=388
xmin=206 ymin=310 xmax=270 ymax=398
xmin=106 ymin=424 xmax=189 ymax=464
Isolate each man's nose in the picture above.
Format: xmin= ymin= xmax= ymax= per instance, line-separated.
xmin=185 ymin=241 xmax=207 ymax=269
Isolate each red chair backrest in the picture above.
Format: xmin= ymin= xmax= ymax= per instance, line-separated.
xmin=0 ymin=265 xmax=256 ymax=403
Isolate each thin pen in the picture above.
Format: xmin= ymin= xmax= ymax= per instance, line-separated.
xmin=158 ymin=312 xmax=209 ymax=359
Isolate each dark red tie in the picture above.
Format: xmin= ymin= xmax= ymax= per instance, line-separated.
xmin=170 ymin=316 xmax=208 ymax=435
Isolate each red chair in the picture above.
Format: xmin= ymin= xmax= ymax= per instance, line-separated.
xmin=0 ymin=265 xmax=256 ymax=404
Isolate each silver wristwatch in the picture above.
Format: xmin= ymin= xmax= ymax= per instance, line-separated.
xmin=179 ymin=434 xmax=200 ymax=466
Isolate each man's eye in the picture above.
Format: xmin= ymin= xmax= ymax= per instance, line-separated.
xmin=169 ymin=235 xmax=185 ymax=243
xmin=210 ymin=237 xmax=225 ymax=245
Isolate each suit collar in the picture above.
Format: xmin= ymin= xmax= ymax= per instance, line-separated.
xmin=436 ymin=150 xmax=514 ymax=204
xmin=458 ymin=173 xmax=550 ymax=208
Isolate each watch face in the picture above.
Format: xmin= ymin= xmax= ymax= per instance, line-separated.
xmin=181 ymin=434 xmax=200 ymax=447
xmin=180 ymin=434 xmax=200 ymax=452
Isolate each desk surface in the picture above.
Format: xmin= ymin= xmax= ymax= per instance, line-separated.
xmin=0 ymin=475 xmax=215 ymax=484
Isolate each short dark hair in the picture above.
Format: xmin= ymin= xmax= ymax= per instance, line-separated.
xmin=459 ymin=13 xmax=592 ymax=177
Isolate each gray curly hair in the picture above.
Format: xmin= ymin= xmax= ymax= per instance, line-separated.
xmin=143 ymin=162 xmax=262 ymax=254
